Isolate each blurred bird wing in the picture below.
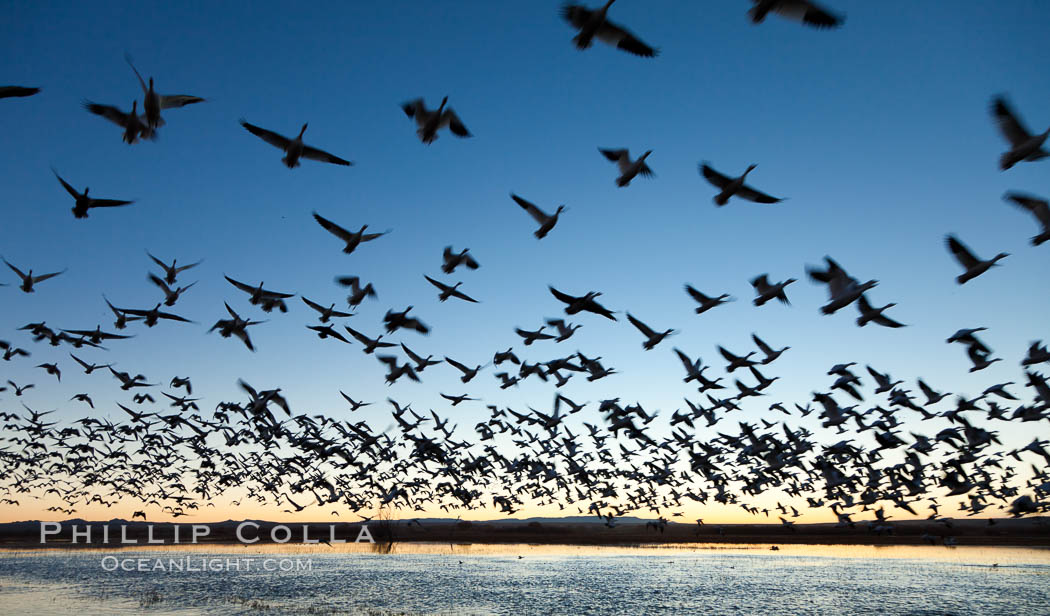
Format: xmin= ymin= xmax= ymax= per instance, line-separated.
xmin=302 ymin=144 xmax=352 ymax=166
xmin=992 ymin=97 xmax=1034 ymax=147
xmin=313 ymin=212 xmax=354 ymax=241
xmin=700 ymin=163 xmax=731 ymax=189
xmin=512 ymin=194 xmax=548 ymax=224
xmin=240 ymin=120 xmax=291 ymax=150
xmin=946 ymin=236 xmax=979 ymax=268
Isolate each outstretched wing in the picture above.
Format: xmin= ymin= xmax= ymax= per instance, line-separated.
xmin=992 ymin=96 xmax=1033 ymax=148
xmin=737 ymin=184 xmax=783 ymax=204
xmin=240 ymin=120 xmax=291 ymax=150
xmin=313 ymin=212 xmax=353 ymax=241
xmin=946 ymin=235 xmax=979 ymax=269
xmin=51 ymin=169 xmax=81 ymax=199
xmin=699 ymin=163 xmax=731 ymax=189
xmin=511 ymin=194 xmax=548 ymax=225
xmin=301 ymin=144 xmax=352 ymax=166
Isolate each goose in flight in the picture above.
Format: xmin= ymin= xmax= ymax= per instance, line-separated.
xmin=384 ymin=306 xmax=430 ymax=335
xmin=626 ymin=313 xmax=674 ymax=350
xmin=599 ymin=148 xmax=654 ymax=187
xmin=545 ymin=318 xmax=581 ymax=341
xmin=301 ymin=297 xmax=353 ymax=322
xmin=83 ymin=100 xmax=154 ymax=144
xmin=343 ymin=325 xmax=395 ymax=354
xmin=3 ymin=258 xmax=65 ymax=293
xmin=856 ymin=295 xmax=905 ymax=328
xmin=750 ymin=274 xmax=795 ymax=306
xmin=240 ymin=120 xmax=352 ymax=168
xmin=700 ymin=163 xmax=783 ymax=206
xmin=148 ymin=252 xmax=202 ymax=285
xmin=120 ymin=303 xmax=193 ymax=327
xmin=307 ymin=324 xmax=350 ymax=344
xmin=445 ymin=356 xmax=485 ymax=383
xmin=946 ymin=235 xmax=1007 ymax=284
xmin=225 ymin=275 xmax=294 ymax=312
xmin=401 ymin=97 xmax=471 ymax=144
xmin=806 ymin=256 xmax=876 ymax=314
xmin=515 ymin=326 xmax=555 ymax=346
xmin=339 ymin=392 xmax=372 ymax=411
xmin=442 ymin=246 xmax=479 ymax=274
xmin=684 ymin=285 xmax=734 ymax=314
xmin=991 ymin=96 xmax=1049 ymax=170
xmin=1003 ymin=192 xmax=1050 ymax=246
xmin=378 ymin=355 xmax=420 ymax=385
xmin=752 ymin=333 xmax=788 ymax=364
xmin=424 ymin=275 xmax=478 ymax=303
xmin=335 ymin=275 xmax=377 ymax=307
xmin=149 ymin=274 xmax=195 ymax=306
xmin=313 ymin=212 xmax=389 ymax=254
xmin=0 ymin=86 xmax=40 ymax=99
xmin=512 ymin=193 xmax=565 ymax=239
xmin=1 ymin=341 xmax=30 ymax=361
xmin=718 ymin=345 xmax=758 ymax=373
xmin=561 ymin=1 xmax=658 ymax=57
xmin=124 ymin=53 xmax=205 ymax=130
xmin=400 ymin=343 xmax=441 ymax=372
xmin=52 ymin=169 xmax=133 ymax=218
xmin=748 ymin=0 xmax=844 ymax=29
xmin=549 ymin=286 xmax=617 ymax=320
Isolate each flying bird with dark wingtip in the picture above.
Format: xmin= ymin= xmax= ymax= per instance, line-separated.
xmin=599 ymin=148 xmax=654 ymax=187
xmin=512 ymin=194 xmax=565 ymax=239
xmin=700 ymin=163 xmax=783 ymax=206
xmin=3 ymin=258 xmax=65 ymax=293
xmin=1003 ymin=192 xmax=1050 ymax=246
xmin=424 ymin=275 xmax=478 ymax=303
xmin=442 ymin=247 xmax=479 ymax=274
xmin=684 ymin=285 xmax=734 ymax=315
xmin=748 ymin=0 xmax=844 ymax=29
xmin=751 ymin=274 xmax=795 ymax=306
xmin=991 ymin=95 xmax=1049 ymax=171
xmin=124 ymin=53 xmax=205 ymax=130
xmin=52 ymin=169 xmax=134 ymax=219
xmin=946 ymin=235 xmax=1008 ymax=284
xmin=561 ymin=1 xmax=658 ymax=57
xmin=83 ymin=100 xmax=154 ymax=144
xmin=240 ymin=120 xmax=352 ymax=168
xmin=313 ymin=212 xmax=389 ymax=254
xmin=148 ymin=252 xmax=203 ymax=285
xmin=402 ymin=97 xmax=471 ymax=144
xmin=549 ymin=286 xmax=617 ymax=321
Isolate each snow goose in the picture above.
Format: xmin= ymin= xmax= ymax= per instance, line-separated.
xmin=401 ymin=97 xmax=470 ymax=144
xmin=855 ymin=295 xmax=905 ymax=328
xmin=992 ymin=96 xmax=1049 ymax=170
xmin=561 ymin=1 xmax=658 ymax=57
xmin=1003 ymin=192 xmax=1050 ymax=246
xmin=424 ymin=275 xmax=478 ymax=303
xmin=946 ymin=235 xmax=1007 ymax=284
xmin=626 ymin=313 xmax=674 ymax=350
xmin=240 ymin=120 xmax=352 ymax=168
xmin=684 ymin=285 xmax=734 ymax=314
xmin=748 ymin=0 xmax=844 ymax=29
xmin=700 ymin=163 xmax=783 ymax=206
xmin=313 ymin=212 xmax=389 ymax=254
xmin=599 ymin=148 xmax=653 ymax=187
xmin=83 ymin=100 xmax=153 ymax=144
xmin=52 ymin=169 xmax=133 ymax=218
xmin=442 ymin=246 xmax=479 ymax=274
xmin=750 ymin=274 xmax=795 ymax=306
xmin=512 ymin=193 xmax=565 ymax=239
xmin=124 ymin=53 xmax=204 ymax=130
xmin=3 ymin=258 xmax=65 ymax=293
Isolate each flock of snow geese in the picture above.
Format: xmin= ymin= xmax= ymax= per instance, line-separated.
xmin=1 ymin=1 xmax=1049 ymax=532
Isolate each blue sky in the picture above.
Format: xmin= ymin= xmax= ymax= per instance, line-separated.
xmin=1 ymin=1 xmax=1048 ymax=522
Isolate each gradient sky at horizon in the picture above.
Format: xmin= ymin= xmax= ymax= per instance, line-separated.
xmin=1 ymin=1 xmax=1048 ymax=525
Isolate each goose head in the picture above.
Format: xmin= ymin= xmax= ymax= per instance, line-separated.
xmin=148 ymin=77 xmax=155 ymax=93
xmin=298 ymin=123 xmax=308 ymax=138
xmin=640 ymin=150 xmax=653 ymax=160
xmin=743 ymin=163 xmax=757 ymax=176
xmin=83 ymin=187 xmax=90 ymax=196
xmin=992 ymin=252 xmax=1009 ymax=264
xmin=437 ymin=97 xmax=448 ymax=113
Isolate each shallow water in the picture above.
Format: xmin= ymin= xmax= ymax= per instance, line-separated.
xmin=0 ymin=543 xmax=1047 ymax=615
